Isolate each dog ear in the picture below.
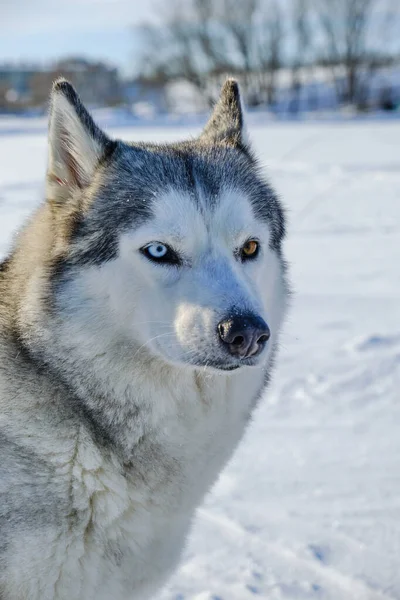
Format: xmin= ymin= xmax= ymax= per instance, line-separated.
xmin=199 ymin=79 xmax=249 ymax=151
xmin=47 ymin=79 xmax=113 ymax=201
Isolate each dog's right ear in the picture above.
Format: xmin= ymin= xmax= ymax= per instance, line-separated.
xmin=47 ymin=79 xmax=113 ymax=203
xmin=198 ymin=79 xmax=249 ymax=152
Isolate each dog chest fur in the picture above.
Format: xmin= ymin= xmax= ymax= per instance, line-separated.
xmin=1 ymin=365 xmax=263 ymax=600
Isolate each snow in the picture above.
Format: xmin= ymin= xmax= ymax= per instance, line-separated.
xmin=1 ymin=117 xmax=399 ymax=599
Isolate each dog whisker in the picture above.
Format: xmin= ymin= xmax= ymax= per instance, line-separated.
xmin=132 ymin=332 xmax=176 ymax=362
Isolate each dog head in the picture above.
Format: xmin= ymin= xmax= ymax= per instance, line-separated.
xmin=45 ymin=79 xmax=288 ymax=373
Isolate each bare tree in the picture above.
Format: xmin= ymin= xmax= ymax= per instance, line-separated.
xmin=315 ymin=0 xmax=396 ymax=107
xmin=137 ymin=0 xmax=234 ymax=106
xmin=136 ymin=0 xmax=398 ymax=112
xmin=136 ymin=0 xmax=287 ymax=107
xmin=290 ymin=0 xmax=313 ymax=112
xmin=221 ymin=0 xmax=259 ymax=74
xmin=256 ymin=1 xmax=285 ymax=107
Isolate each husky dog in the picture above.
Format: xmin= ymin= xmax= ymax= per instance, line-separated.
xmin=0 ymin=78 xmax=288 ymax=599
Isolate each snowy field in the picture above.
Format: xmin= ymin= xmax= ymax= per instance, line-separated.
xmin=1 ymin=117 xmax=399 ymax=599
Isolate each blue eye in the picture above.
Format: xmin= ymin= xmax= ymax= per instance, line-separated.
xmin=141 ymin=242 xmax=181 ymax=265
xmin=146 ymin=243 xmax=167 ymax=258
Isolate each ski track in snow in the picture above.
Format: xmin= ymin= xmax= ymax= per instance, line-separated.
xmin=0 ymin=117 xmax=399 ymax=599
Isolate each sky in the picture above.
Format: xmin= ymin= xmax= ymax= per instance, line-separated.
xmin=0 ymin=0 xmax=157 ymax=76
xmin=1 ymin=0 xmax=398 ymax=78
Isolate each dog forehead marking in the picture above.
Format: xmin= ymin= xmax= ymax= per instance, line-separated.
xmin=141 ymin=185 xmax=264 ymax=247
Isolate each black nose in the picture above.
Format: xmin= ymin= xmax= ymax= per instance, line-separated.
xmin=217 ymin=313 xmax=270 ymax=359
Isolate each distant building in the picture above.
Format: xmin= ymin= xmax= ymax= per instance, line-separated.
xmin=0 ymin=64 xmax=39 ymax=110
xmin=0 ymin=58 xmax=124 ymax=112
xmin=30 ymin=58 xmax=123 ymax=107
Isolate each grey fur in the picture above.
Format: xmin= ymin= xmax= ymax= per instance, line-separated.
xmin=45 ymin=78 xmax=284 ymax=273
xmin=48 ymin=137 xmax=284 ymax=271
xmin=0 ymin=78 xmax=289 ymax=599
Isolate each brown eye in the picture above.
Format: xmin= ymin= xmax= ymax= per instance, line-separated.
xmin=241 ymin=240 xmax=259 ymax=260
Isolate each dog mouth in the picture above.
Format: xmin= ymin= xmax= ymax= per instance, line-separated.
xmin=192 ymin=357 xmax=261 ymax=372
xmin=153 ymin=339 xmax=265 ymax=372
xmin=210 ymin=363 xmax=240 ymax=372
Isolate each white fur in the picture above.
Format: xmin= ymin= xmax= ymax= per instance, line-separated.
xmin=3 ymin=363 xmax=267 ymax=600
xmin=86 ymin=185 xmax=285 ymax=367
xmin=6 ymin=185 xmax=288 ymax=599
xmin=1 ymin=149 xmax=288 ymax=599
xmin=48 ymin=92 xmax=103 ymax=188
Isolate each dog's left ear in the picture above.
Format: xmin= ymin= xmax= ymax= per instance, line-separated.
xmin=47 ymin=79 xmax=113 ymax=200
xmin=199 ymin=79 xmax=249 ymax=151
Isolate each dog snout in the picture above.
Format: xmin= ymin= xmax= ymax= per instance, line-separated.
xmin=217 ymin=313 xmax=270 ymax=359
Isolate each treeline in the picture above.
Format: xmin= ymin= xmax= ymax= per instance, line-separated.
xmin=137 ymin=0 xmax=399 ymax=110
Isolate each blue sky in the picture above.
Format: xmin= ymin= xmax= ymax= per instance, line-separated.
xmin=0 ymin=0 xmax=156 ymax=75
xmin=1 ymin=0 xmax=398 ymax=77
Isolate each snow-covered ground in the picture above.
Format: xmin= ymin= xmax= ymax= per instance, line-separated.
xmin=1 ymin=117 xmax=399 ymax=599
